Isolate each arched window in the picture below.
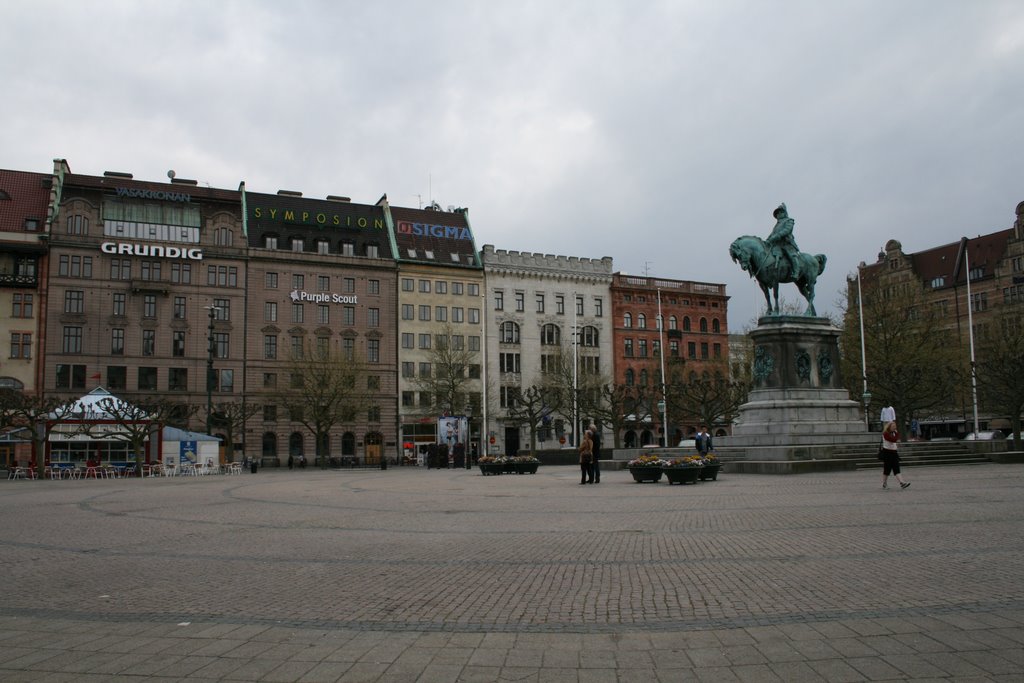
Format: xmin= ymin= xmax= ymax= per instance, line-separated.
xmin=289 ymin=432 xmax=304 ymax=456
xmin=700 ymin=317 xmax=708 ymax=333
xmin=214 ymin=227 xmax=233 ymax=246
xmin=656 ymin=314 xmax=663 ymax=330
xmin=499 ymin=321 xmax=520 ymax=344
xmin=262 ymin=432 xmax=277 ymax=459
xmin=341 ymin=432 xmax=356 ymax=456
xmin=683 ymin=316 xmax=691 ymax=332
xmin=540 ymin=323 xmax=560 ymax=345
xmin=580 ymin=325 xmax=599 ymax=347
xmin=639 ymin=369 xmax=648 ymax=386
xmin=66 ymin=215 xmax=89 ymax=235
xmin=625 ymin=369 xmax=635 ymax=386
xmin=623 ymin=312 xmax=632 ymax=328
xmin=669 ymin=315 xmax=677 ymax=330
xmin=712 ymin=318 xmax=721 ymax=333
xmin=638 ymin=313 xmax=647 ymax=329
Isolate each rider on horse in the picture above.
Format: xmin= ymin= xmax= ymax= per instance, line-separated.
xmin=766 ymin=203 xmax=801 ymax=280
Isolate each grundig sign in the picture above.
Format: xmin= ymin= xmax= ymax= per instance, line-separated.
xmin=100 ymin=242 xmax=204 ymax=260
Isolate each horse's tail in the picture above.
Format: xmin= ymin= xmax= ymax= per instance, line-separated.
xmin=815 ymin=254 xmax=827 ymax=275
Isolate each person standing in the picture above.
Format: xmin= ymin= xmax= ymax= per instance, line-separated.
xmin=695 ymin=426 xmax=713 ymax=456
xmin=590 ymin=423 xmax=602 ymax=483
xmin=579 ymin=430 xmax=594 ymax=485
xmin=880 ymin=421 xmax=910 ymax=490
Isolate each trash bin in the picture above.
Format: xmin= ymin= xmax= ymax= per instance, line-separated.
xmin=250 ymin=460 xmax=258 ymax=474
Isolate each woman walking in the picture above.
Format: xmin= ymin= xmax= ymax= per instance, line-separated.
xmin=880 ymin=421 xmax=910 ymax=490
xmin=579 ymin=430 xmax=594 ymax=485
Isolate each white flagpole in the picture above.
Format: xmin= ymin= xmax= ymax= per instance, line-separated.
xmin=964 ymin=247 xmax=980 ymax=435
xmin=857 ymin=269 xmax=869 ymax=427
xmin=657 ymin=289 xmax=669 ymax=445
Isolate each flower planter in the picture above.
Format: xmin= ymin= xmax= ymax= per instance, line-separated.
xmin=629 ymin=466 xmax=663 ymax=483
xmin=663 ymin=467 xmax=700 ymax=485
xmin=478 ymin=463 xmax=504 ymax=475
xmin=699 ymin=464 xmax=721 ymax=481
xmin=514 ymin=462 xmax=540 ymax=474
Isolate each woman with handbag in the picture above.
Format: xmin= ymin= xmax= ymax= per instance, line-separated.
xmin=880 ymin=421 xmax=910 ymax=490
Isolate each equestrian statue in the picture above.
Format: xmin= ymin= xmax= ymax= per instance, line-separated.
xmin=729 ymin=203 xmax=827 ymax=316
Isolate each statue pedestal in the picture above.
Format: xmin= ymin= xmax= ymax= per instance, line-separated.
xmin=716 ymin=316 xmax=876 ymax=472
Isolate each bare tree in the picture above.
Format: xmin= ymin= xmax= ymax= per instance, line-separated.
xmin=278 ymin=343 xmax=366 ymax=467
xmin=209 ymin=400 xmax=262 ymax=463
xmin=584 ymin=383 xmax=651 ymax=449
xmin=975 ymin=304 xmax=1024 ymax=449
xmin=409 ymin=322 xmax=482 ymax=416
xmin=84 ymin=396 xmax=188 ymax=476
xmin=665 ymin=360 xmax=751 ymax=433
xmin=502 ymin=385 xmax=560 ymax=454
xmin=0 ymin=390 xmax=77 ymax=480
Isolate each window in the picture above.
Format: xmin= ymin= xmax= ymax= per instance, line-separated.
xmin=343 ymin=306 xmax=355 ymax=326
xmin=595 ymin=298 xmax=603 ymax=317
xmin=138 ymin=367 xmax=158 ymax=391
xmin=500 ymin=321 xmax=520 ymax=344
xmin=515 ymin=292 xmax=525 ymax=311
xmin=56 ymin=364 xmax=86 ymax=389
xmin=494 ymin=291 xmax=503 ymax=310
xmin=173 ymin=296 xmax=186 ymax=319
xmin=653 ymin=340 xmax=661 ymax=357
xmin=419 ymin=392 xmax=432 ymax=408
xmin=700 ymin=317 xmax=708 ymax=333
xmin=402 ymin=362 xmax=415 ymax=378
xmin=402 ymin=391 xmax=414 ymax=407
xmin=66 ymin=214 xmax=88 ymax=235
xmin=541 ymin=355 xmax=560 ymax=374
xmin=172 ymin=331 xmax=185 ymax=357
xmin=368 ymin=308 xmax=380 ymax=327
xmin=500 ymin=386 xmax=520 ymax=408
xmin=402 ymin=304 xmax=414 ymax=320
xmin=317 ymin=239 xmax=329 ymax=255
xmin=12 ymin=293 xmax=32 ymax=318
xmin=669 ymin=315 xmax=677 ymax=330
xmin=265 ymin=302 xmax=277 ymax=322
xmin=419 ymin=362 xmax=432 ymax=378
xmin=536 ymin=293 xmax=545 ymax=313
xmin=625 ymin=369 xmax=635 ymax=386
xmin=264 ymin=405 xmax=277 ymax=422
xmin=341 ymin=241 xmax=355 ymax=256
xmin=62 ymin=327 xmax=83 ymax=353
xmin=58 ymin=255 xmax=93 ymax=278
xmin=318 ymin=305 xmax=329 ymax=325
xmin=468 ymin=283 xmax=479 ymax=296
xmin=212 ymin=333 xmax=228 ymax=359
xmin=317 ymin=275 xmax=330 ymax=291
xmin=107 ymin=366 xmax=126 ymax=390
xmin=292 ymin=303 xmax=304 ymax=323
xmin=541 ymin=323 xmax=560 ymax=345
xmin=214 ymin=227 xmax=233 ymax=246
xmin=140 ymin=261 xmax=161 ymax=281
xmin=638 ymin=339 xmax=648 ymax=357
xmin=291 ymin=336 xmax=303 ymax=359
xmin=316 ymin=337 xmax=329 ymax=358
xmin=110 ymin=258 xmax=131 ymax=280
xmin=419 ymin=334 xmax=431 ymax=349
xmin=419 ymin=280 xmax=431 ymax=293
xmin=213 ymin=298 xmax=229 ymax=321
xmin=367 ymin=339 xmax=380 ymax=363
xmin=291 ymin=237 xmax=304 ymax=252
xmin=263 ymin=373 xmax=277 ymax=388
xmin=624 ymin=313 xmax=632 ymax=328
xmin=10 ymin=333 xmax=31 ymax=359
xmin=576 ymin=296 xmax=584 ymax=316
xmin=207 ymin=266 xmax=238 ymax=287
xmin=971 ymin=292 xmax=988 ymax=312
xmin=580 ymin=326 xmax=599 ymax=347
xmin=556 ymin=295 xmax=565 ymax=314
xmin=143 ymin=295 xmax=156 ymax=318
xmin=452 ymin=282 xmax=464 ymax=295
xmin=468 ymin=308 xmax=479 ymax=324
xmin=140 ymin=329 xmax=155 ymax=356
xmin=670 ymin=340 xmax=679 ymax=357
xmin=343 ymin=277 xmax=355 ymax=293
xmin=469 ymin=336 xmax=480 ymax=352
xmin=688 ymin=341 xmax=696 ymax=359
xmin=111 ymin=328 xmax=125 ymax=355
xmin=265 ymin=272 xmax=278 ymax=288
xmin=264 ymin=235 xmax=278 ymax=249
xmin=401 ymin=333 xmax=414 ymax=349
xmin=169 ymin=368 xmax=188 ymax=391
xmin=624 ymin=338 xmax=633 ymax=357
xmin=402 ymin=278 xmax=414 ymax=291
xmin=713 ymin=343 xmax=722 ymax=359
xmin=500 ymin=353 xmax=521 ymax=373
xmin=368 ymin=279 xmax=380 ymax=295
xmin=342 ymin=338 xmax=355 ymax=360
xmin=264 ymin=335 xmax=278 ymax=359
xmin=452 ymin=335 xmax=464 ymax=350
xmin=683 ymin=316 xmax=691 ymax=332
xmin=64 ymin=290 xmax=84 ymax=314
xmin=366 ymin=243 xmax=379 ymax=258
xmin=435 ymin=281 xmax=447 ymax=294
xmin=701 ymin=342 xmax=709 ymax=359
xmin=112 ymin=293 xmax=126 ymax=316
xmin=452 ymin=307 xmax=464 ymax=323
xmin=435 ymin=306 xmax=446 ymax=322
xmin=419 ymin=305 xmax=431 ymax=321
xmin=712 ymin=319 xmax=721 ymax=333
xmin=218 ymin=369 xmax=234 ymax=393
xmin=638 ymin=313 xmax=646 ymax=329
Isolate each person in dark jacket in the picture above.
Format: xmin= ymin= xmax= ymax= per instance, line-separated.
xmin=578 ymin=431 xmax=594 ymax=484
xmin=589 ymin=423 xmax=602 ymax=483
xmin=695 ymin=426 xmax=713 ymax=456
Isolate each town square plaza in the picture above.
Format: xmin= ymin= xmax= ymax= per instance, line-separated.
xmin=1 ymin=463 xmax=1024 ymax=682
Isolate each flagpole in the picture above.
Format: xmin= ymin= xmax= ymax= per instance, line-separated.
xmin=657 ymin=289 xmax=669 ymax=445
xmin=856 ymin=269 xmax=869 ymax=428
xmin=964 ymin=246 xmax=980 ymax=435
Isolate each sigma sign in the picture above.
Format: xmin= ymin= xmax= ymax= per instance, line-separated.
xmin=396 ymin=221 xmax=472 ymax=240
xmin=290 ymin=290 xmax=358 ymax=304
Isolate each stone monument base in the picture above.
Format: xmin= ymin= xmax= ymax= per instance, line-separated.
xmin=715 ymin=316 xmax=876 ymax=472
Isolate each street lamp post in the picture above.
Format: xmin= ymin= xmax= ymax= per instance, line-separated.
xmin=204 ymin=305 xmax=222 ymax=436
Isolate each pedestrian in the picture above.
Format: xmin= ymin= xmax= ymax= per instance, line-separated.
xmin=590 ymin=423 xmax=602 ymax=483
xmin=880 ymin=420 xmax=910 ymax=490
xmin=695 ymin=425 xmax=713 ymax=456
xmin=287 ymin=454 xmax=294 ymax=470
xmin=579 ymin=430 xmax=594 ymax=485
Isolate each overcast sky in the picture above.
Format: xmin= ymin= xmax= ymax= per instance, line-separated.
xmin=4 ymin=0 xmax=1023 ymax=329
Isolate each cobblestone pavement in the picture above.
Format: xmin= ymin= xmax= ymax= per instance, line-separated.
xmin=2 ymin=463 xmax=1024 ymax=681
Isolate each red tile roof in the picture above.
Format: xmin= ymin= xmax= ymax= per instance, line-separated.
xmin=0 ymin=169 xmax=52 ymax=232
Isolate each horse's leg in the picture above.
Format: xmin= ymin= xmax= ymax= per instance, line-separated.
xmin=772 ymin=283 xmax=780 ymax=314
xmin=760 ymin=282 xmax=772 ymax=314
xmin=801 ymin=277 xmax=817 ymax=316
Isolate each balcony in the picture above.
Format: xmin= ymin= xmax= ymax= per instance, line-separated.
xmin=0 ymin=273 xmax=38 ymax=288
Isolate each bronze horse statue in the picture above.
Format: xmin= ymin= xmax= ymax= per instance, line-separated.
xmin=729 ymin=235 xmax=827 ymax=316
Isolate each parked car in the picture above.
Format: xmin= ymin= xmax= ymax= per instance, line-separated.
xmin=963 ymin=430 xmax=1006 ymax=440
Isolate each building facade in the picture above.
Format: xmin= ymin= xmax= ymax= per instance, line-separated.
xmin=610 ymin=274 xmax=730 ymax=446
xmin=480 ymin=245 xmax=614 ymax=455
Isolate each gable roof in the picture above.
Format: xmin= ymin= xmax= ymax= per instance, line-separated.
xmin=0 ymin=169 xmax=51 ymax=233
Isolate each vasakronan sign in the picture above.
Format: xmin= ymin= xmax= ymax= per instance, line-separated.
xmin=100 ymin=242 xmax=203 ymax=260
xmin=396 ymin=221 xmax=472 ymax=240
xmin=290 ymin=290 xmax=358 ymax=304
xmin=115 ymin=187 xmax=192 ymax=203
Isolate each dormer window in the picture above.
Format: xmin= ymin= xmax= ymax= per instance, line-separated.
xmin=424 ymin=250 xmax=434 ymax=259
xmin=407 ymin=248 xmax=417 ymax=258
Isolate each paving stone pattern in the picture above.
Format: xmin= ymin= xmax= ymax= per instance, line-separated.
xmin=2 ymin=464 xmax=1024 ymax=681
